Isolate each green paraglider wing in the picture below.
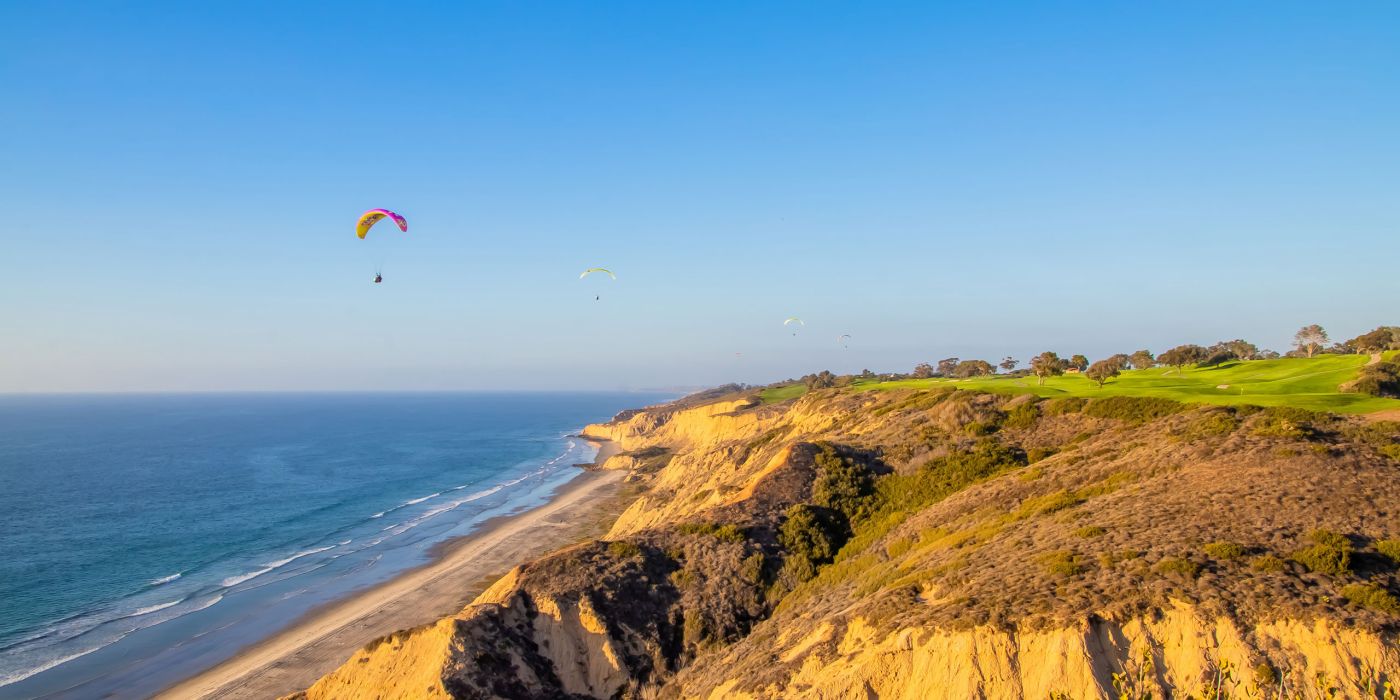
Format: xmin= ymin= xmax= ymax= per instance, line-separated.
xmin=580 ymin=267 xmax=616 ymax=280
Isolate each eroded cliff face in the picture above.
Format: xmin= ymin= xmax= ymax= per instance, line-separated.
xmin=293 ymin=387 xmax=1400 ymax=699
xmin=681 ymin=603 xmax=1399 ymax=699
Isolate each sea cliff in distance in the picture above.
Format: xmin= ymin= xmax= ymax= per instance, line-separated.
xmin=286 ymin=351 xmax=1400 ymax=699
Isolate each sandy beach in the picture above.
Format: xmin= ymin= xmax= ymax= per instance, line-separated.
xmin=157 ymin=438 xmax=625 ymax=700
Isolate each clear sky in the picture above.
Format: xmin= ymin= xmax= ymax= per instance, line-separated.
xmin=2 ymin=2 xmax=1397 ymax=392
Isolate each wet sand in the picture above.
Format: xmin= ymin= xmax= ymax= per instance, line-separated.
xmin=158 ymin=438 xmax=625 ymax=699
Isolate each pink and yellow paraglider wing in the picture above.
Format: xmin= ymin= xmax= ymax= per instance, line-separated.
xmin=356 ymin=209 xmax=407 ymax=239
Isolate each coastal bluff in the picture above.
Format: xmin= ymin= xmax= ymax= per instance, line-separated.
xmin=287 ymin=385 xmax=1400 ymax=698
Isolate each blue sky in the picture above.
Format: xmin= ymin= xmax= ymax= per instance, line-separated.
xmin=2 ymin=2 xmax=1397 ymax=391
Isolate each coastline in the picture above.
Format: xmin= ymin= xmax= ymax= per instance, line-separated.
xmin=156 ymin=437 xmax=626 ymax=700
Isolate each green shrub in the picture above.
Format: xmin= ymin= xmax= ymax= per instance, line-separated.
xmin=1377 ymin=539 xmax=1400 ymax=565
xmin=676 ymin=522 xmax=747 ymax=543
xmin=1341 ymin=583 xmax=1400 ymax=615
xmin=669 ymin=568 xmax=696 ymax=588
xmin=1183 ymin=411 xmax=1238 ymax=438
xmin=1154 ymin=557 xmax=1201 ymax=579
xmin=1204 ymin=541 xmax=1245 ymax=560
xmin=1039 ymin=550 xmax=1082 ymax=577
xmin=607 ymin=541 xmax=642 ymax=558
xmin=1252 ymin=407 xmax=1323 ymax=440
xmin=1083 ymin=396 xmax=1186 ymax=425
xmin=964 ymin=420 xmax=999 ymax=437
xmin=1033 ymin=490 xmax=1082 ymax=515
xmin=1004 ymin=401 xmax=1040 ymax=429
xmin=779 ymin=504 xmax=848 ymax=582
xmin=865 ymin=441 xmax=1025 ymax=522
xmin=1253 ymin=663 xmax=1278 ymax=687
xmin=1250 ymin=554 xmax=1287 ymax=573
xmin=739 ymin=552 xmax=766 ymax=584
xmin=1346 ymin=361 xmax=1400 ymax=398
xmin=1074 ymin=525 xmax=1107 ymax=538
xmin=1026 ymin=447 xmax=1057 ymax=464
xmin=1291 ymin=529 xmax=1352 ymax=575
xmin=811 ymin=444 xmax=874 ymax=519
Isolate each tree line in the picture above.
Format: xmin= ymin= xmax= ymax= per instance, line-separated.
xmin=891 ymin=325 xmax=1400 ymax=393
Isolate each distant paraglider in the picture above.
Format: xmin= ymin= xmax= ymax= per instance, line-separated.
xmin=357 ymin=209 xmax=406 ymax=284
xmin=784 ymin=317 xmax=804 ymax=336
xmin=581 ymin=267 xmax=615 ymax=301
xmin=838 ymin=334 xmax=851 ymax=348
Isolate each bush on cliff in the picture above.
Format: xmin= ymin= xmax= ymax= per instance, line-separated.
xmin=778 ymin=504 xmax=848 ymax=584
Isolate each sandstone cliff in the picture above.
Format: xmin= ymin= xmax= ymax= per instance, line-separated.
xmin=291 ymin=386 xmax=1400 ymax=699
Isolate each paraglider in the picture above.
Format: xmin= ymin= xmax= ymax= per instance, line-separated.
xmin=838 ymin=334 xmax=851 ymax=348
xmin=580 ymin=267 xmax=615 ymax=300
xmin=356 ymin=209 xmax=407 ymax=239
xmin=784 ymin=317 xmax=804 ymax=336
xmin=357 ymin=209 xmax=406 ymax=284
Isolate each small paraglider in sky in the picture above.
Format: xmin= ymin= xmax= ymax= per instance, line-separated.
xmin=357 ymin=209 xmax=407 ymax=284
xmin=838 ymin=334 xmax=851 ymax=348
xmin=784 ymin=317 xmax=804 ymax=336
xmin=581 ymin=267 xmax=615 ymax=300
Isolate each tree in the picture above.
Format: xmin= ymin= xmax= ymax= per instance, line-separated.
xmin=1158 ymin=344 xmax=1208 ymax=371
xmin=912 ymin=363 xmax=934 ymax=379
xmin=803 ymin=370 xmax=837 ymax=390
xmin=1085 ymin=359 xmax=1121 ymax=388
xmin=951 ymin=359 xmax=995 ymax=378
xmin=1030 ymin=351 xmax=1066 ymax=386
xmin=1258 ymin=349 xmax=1281 ymax=360
xmin=1104 ymin=353 xmax=1132 ymax=372
xmin=1294 ymin=325 xmax=1329 ymax=358
xmin=859 ymin=368 xmax=876 ymax=379
xmin=1069 ymin=354 xmax=1089 ymax=372
xmin=1346 ymin=328 xmax=1396 ymax=354
xmin=1226 ymin=338 xmax=1260 ymax=361
xmin=999 ymin=356 xmax=1018 ymax=373
xmin=1128 ymin=349 xmax=1155 ymax=370
xmin=937 ymin=357 xmax=960 ymax=376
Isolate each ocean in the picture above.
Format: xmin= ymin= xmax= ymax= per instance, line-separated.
xmin=0 ymin=392 xmax=664 ymax=699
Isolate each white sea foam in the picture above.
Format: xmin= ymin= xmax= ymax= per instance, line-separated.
xmin=219 ymin=545 xmax=336 ymax=588
xmin=149 ymin=572 xmax=182 ymax=586
xmin=128 ymin=600 xmax=181 ymax=617
xmin=401 ymin=492 xmax=441 ymax=506
xmin=0 ymin=642 xmax=109 ymax=688
xmin=370 ymin=511 xmax=385 ymax=519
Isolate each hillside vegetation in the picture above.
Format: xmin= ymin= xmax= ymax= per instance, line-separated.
xmin=291 ymin=381 xmax=1400 ymax=699
xmin=765 ymin=355 xmax=1400 ymax=414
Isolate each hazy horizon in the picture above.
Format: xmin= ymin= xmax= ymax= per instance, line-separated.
xmin=4 ymin=2 xmax=1397 ymax=392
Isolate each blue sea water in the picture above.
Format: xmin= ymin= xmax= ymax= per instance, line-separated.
xmin=0 ymin=392 xmax=664 ymax=699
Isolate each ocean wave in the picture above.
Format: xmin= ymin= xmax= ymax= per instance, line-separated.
xmin=125 ymin=600 xmax=182 ymax=618
xmin=0 ymin=641 xmax=110 ymax=688
xmin=401 ymin=492 xmax=441 ymax=506
xmin=148 ymin=572 xmax=182 ymax=586
xmin=0 ymin=592 xmax=224 ymax=689
xmin=219 ymin=545 xmax=336 ymax=588
xmin=370 ymin=511 xmax=385 ymax=518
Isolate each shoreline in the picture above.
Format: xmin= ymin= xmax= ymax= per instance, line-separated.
xmin=156 ymin=437 xmax=626 ymax=700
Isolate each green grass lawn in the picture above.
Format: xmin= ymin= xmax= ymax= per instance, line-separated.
xmin=759 ymin=354 xmax=1400 ymax=414
xmin=760 ymin=382 xmax=812 ymax=404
